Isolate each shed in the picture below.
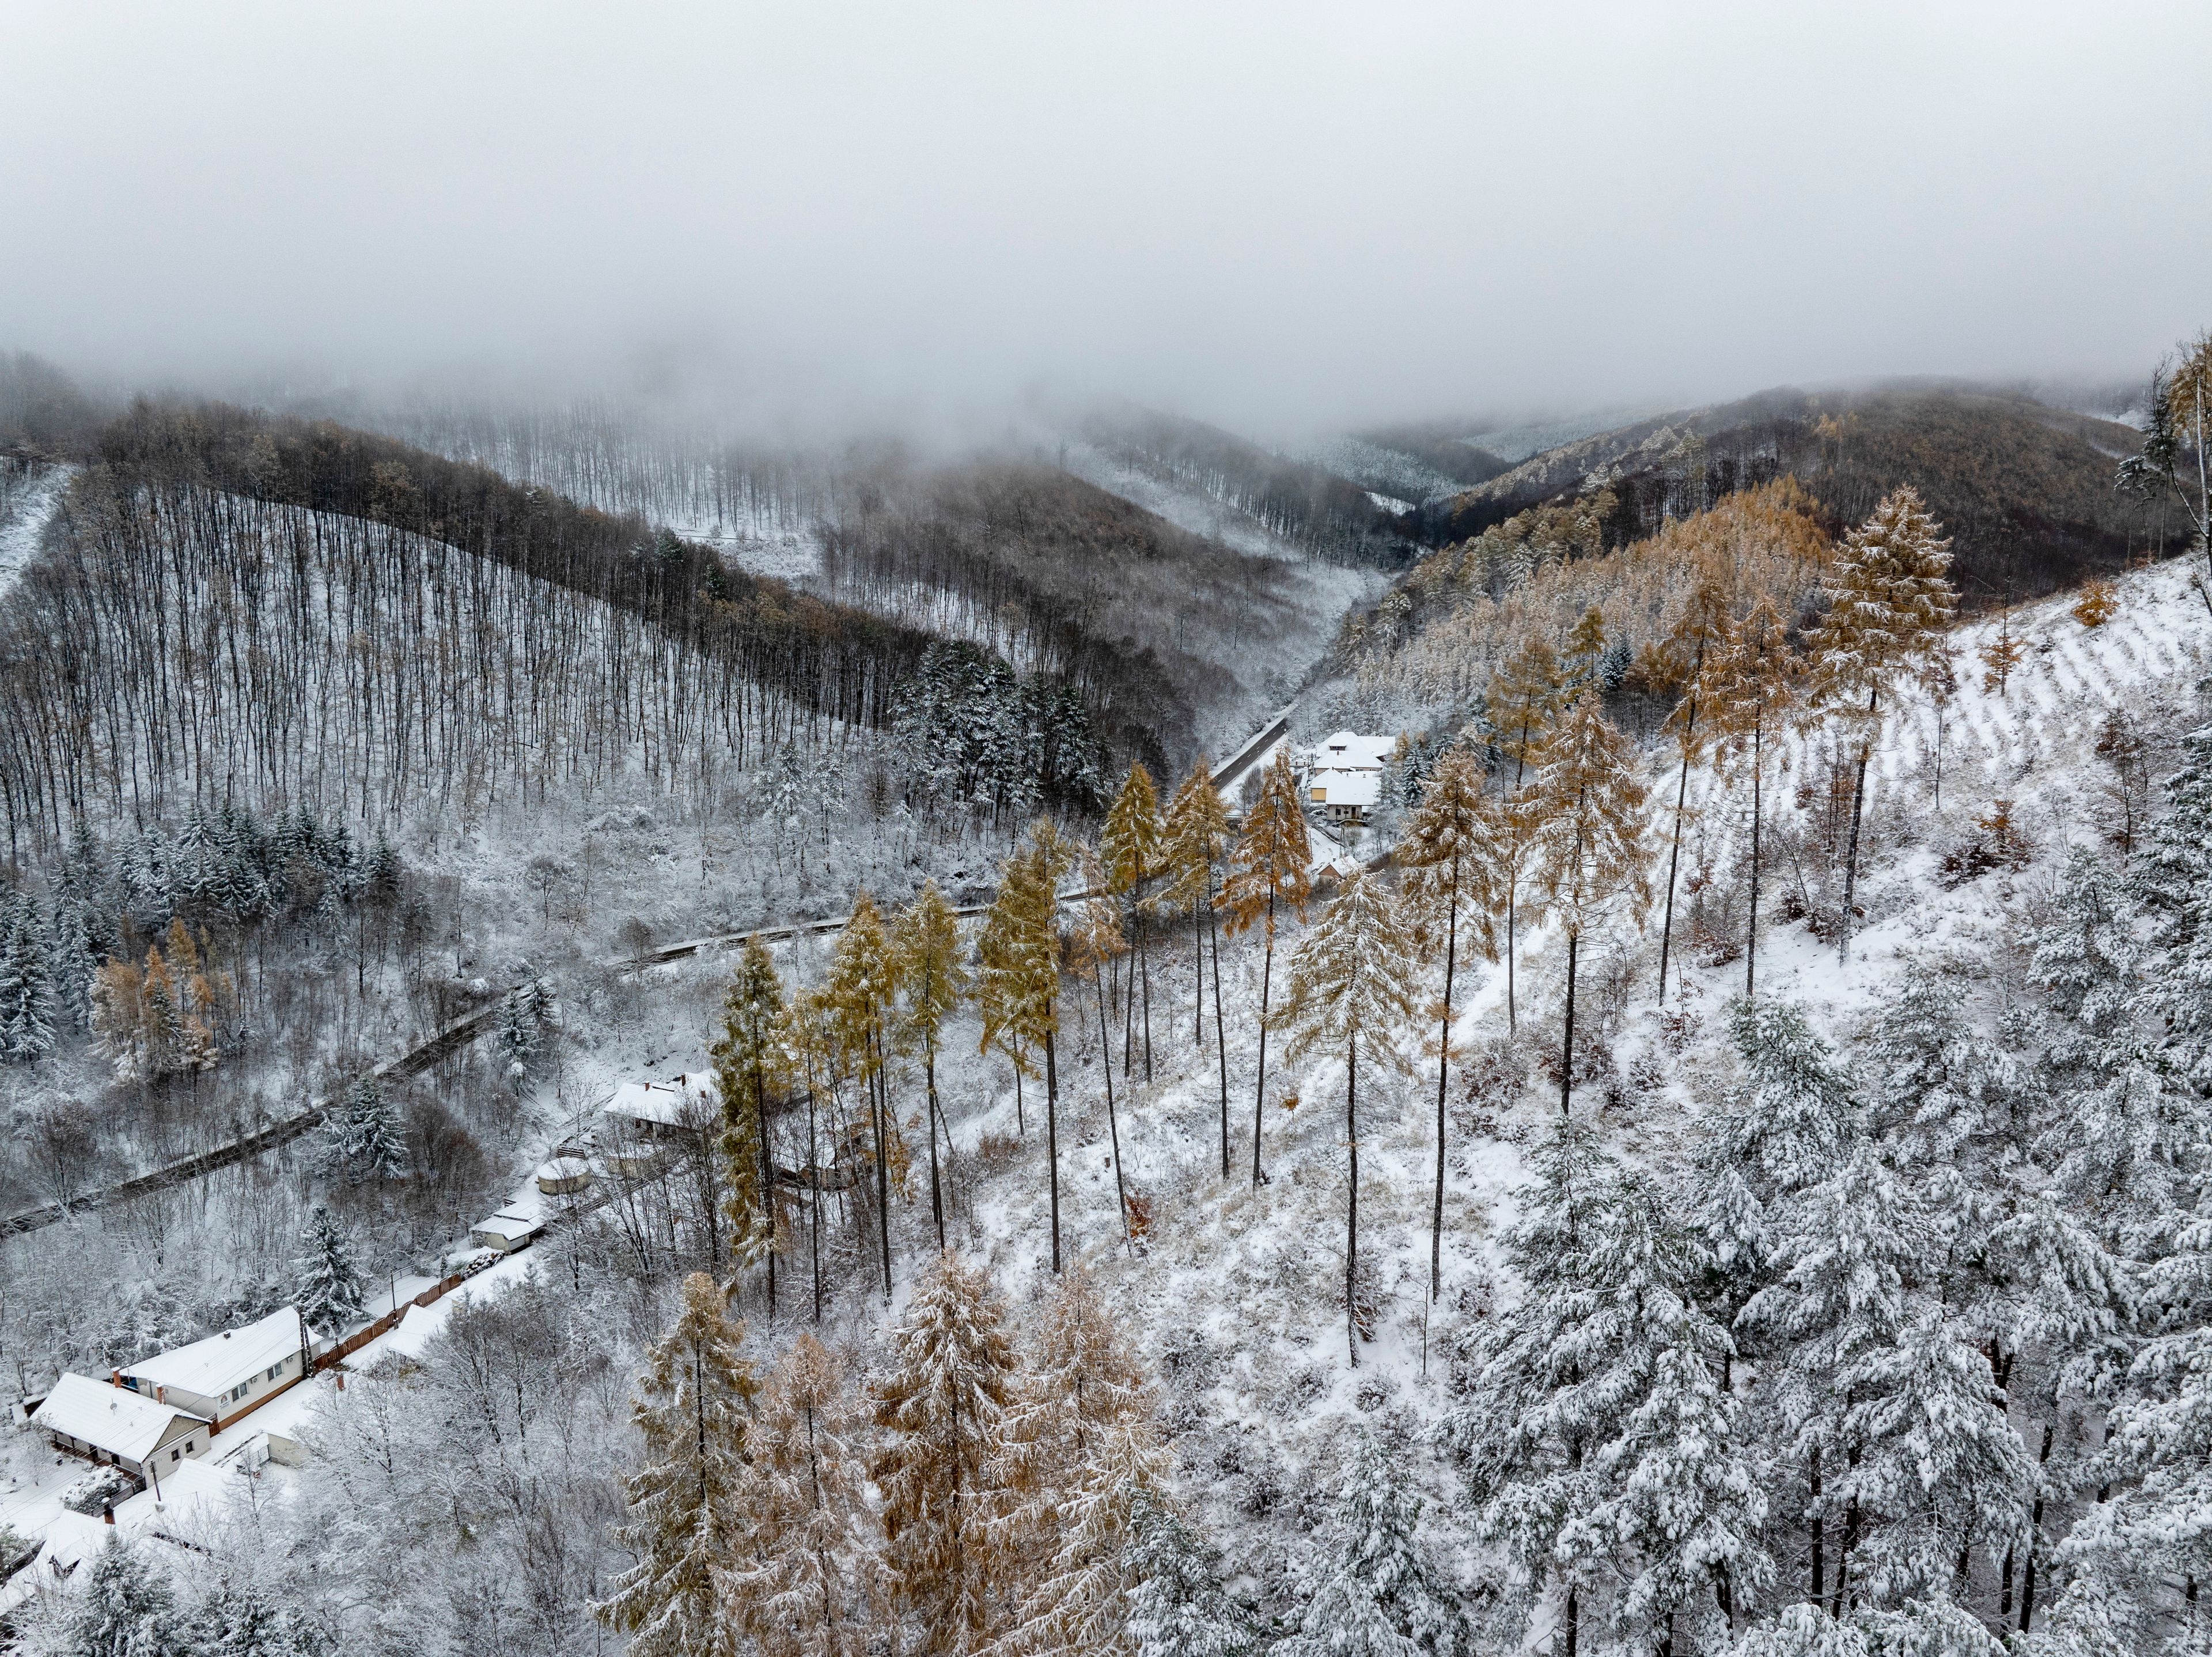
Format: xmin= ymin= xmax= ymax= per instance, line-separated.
xmin=32 ymin=1375 xmax=210 ymax=1478
xmin=471 ymin=1211 xmax=544 ymax=1253
xmin=536 ymin=1156 xmax=592 ymax=1196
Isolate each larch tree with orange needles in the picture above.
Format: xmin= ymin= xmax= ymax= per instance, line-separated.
xmin=1218 ymin=751 xmax=1312 ymax=1187
xmin=1161 ymin=755 xmax=1234 ymax=1174
xmin=1697 ymin=593 xmax=1802 ymax=998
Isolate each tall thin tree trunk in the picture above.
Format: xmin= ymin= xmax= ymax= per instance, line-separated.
xmin=1045 ymin=1025 xmax=1062 ymax=1273
xmin=1431 ymin=865 xmax=1458 ymax=1304
xmin=2020 ymin=1418 xmax=2054 ymax=1632
xmin=872 ymin=1042 xmax=892 ymax=1304
xmin=754 ymin=1050 xmax=775 ymax=1318
xmin=1210 ymin=879 xmax=1230 ymax=1180
xmin=1505 ymin=880 xmax=1518 ymax=1032
xmin=1097 ymin=965 xmax=1130 ymax=1252
xmin=1558 ymin=931 xmax=1579 ymax=1118
xmin=1135 ymin=884 xmax=1153 ymax=1082
xmin=925 ymin=1038 xmax=945 ymax=1252
xmin=1657 ymin=687 xmax=1698 ymax=1005
xmin=1837 ymin=691 xmax=1877 ymax=964
xmin=1192 ymin=890 xmax=1205 ymax=1047
xmin=1345 ymin=1039 xmax=1359 ymax=1367
xmin=1252 ymin=888 xmax=1276 ymax=1187
xmin=807 ymin=1081 xmax=822 ymax=1325
xmin=1745 ymin=720 xmax=1763 ymax=998
xmin=1810 ymin=1443 xmax=1825 ymax=1609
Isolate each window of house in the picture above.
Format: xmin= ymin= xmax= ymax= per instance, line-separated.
xmin=171 ymin=1447 xmax=181 ymax=1462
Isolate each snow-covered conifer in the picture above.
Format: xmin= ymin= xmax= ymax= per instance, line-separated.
xmin=198 ymin=1580 xmax=317 ymax=1656
xmin=728 ymin=1333 xmax=872 ymax=1657
xmin=1529 ymin=688 xmax=1650 ymax=1116
xmin=1397 ymin=748 xmax=1506 ymax=1299
xmin=870 ymin=1250 xmax=1022 ymax=1654
xmin=712 ymin=936 xmax=785 ymax=1290
xmin=296 ymin=1206 xmax=365 ymax=1337
xmin=1806 ymin=486 xmax=1955 ymax=960
xmin=1218 ymin=750 xmax=1311 ymax=1186
xmin=0 ymin=892 xmax=54 ymax=1062
xmin=1101 ymin=761 xmax=1165 ymax=1081
xmin=324 ymin=1077 xmax=407 ymax=1183
xmin=1123 ymin=1490 xmax=1256 ymax=1657
xmin=68 ymin=1534 xmax=188 ymax=1657
xmin=1297 ymin=1431 xmax=1468 ymax=1657
xmin=597 ymin=1273 xmax=757 ymax=1657
xmin=1274 ymin=870 xmax=1420 ymax=1363
xmin=893 ymin=880 xmax=969 ymax=1251
xmin=1160 ymin=755 xmax=1232 ymax=1171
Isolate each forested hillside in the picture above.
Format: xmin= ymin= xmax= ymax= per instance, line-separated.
xmin=1420 ymin=384 xmax=2152 ymax=606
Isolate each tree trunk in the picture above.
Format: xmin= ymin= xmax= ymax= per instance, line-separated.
xmin=1346 ymin=1038 xmax=1359 ymax=1367
xmin=1745 ymin=719 xmax=1763 ymax=998
xmin=1810 ymin=1443 xmax=1825 ymax=1609
xmin=1137 ymin=889 xmax=1153 ymax=1083
xmin=1505 ymin=878 xmax=1518 ymax=1032
xmin=1837 ymin=691 xmax=1877 ymax=965
xmin=1657 ymin=703 xmax=1695 ymax=1005
xmin=1252 ymin=888 xmax=1276 ymax=1187
xmin=2020 ymin=1418 xmax=2054 ymax=1632
xmin=807 ymin=1081 xmax=822 ymax=1324
xmin=872 ymin=1041 xmax=892 ymax=1304
xmin=924 ymin=1038 xmax=945 ymax=1253
xmin=1431 ymin=864 xmax=1457 ymax=1304
xmin=1210 ymin=873 xmax=1230 ymax=1180
xmin=1097 ymin=966 xmax=1130 ymax=1253
xmin=754 ymin=1047 xmax=776 ymax=1318
xmin=1563 ymin=1582 xmax=1578 ymax=1657
xmin=1045 ymin=1025 xmax=1062 ymax=1273
xmin=1558 ymin=931 xmax=1579 ymax=1118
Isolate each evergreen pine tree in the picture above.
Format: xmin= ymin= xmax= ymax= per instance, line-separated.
xmin=197 ymin=1580 xmax=317 ymax=1656
xmin=1397 ymin=748 xmax=1506 ymax=1302
xmin=893 ymin=882 xmax=969 ymax=1254
xmin=69 ymin=1533 xmax=188 ymax=1657
xmin=1274 ymin=871 xmax=1421 ymax=1365
xmin=1123 ymin=1490 xmax=1256 ymax=1657
xmin=1294 ymin=1432 xmax=1468 ymax=1656
xmin=493 ymin=977 xmax=548 ymax=1091
xmin=597 ymin=1273 xmax=759 ymax=1657
xmin=871 ymin=1251 xmax=1023 ymax=1655
xmin=1218 ymin=751 xmax=1312 ymax=1187
xmin=325 ymin=1078 xmax=407 ymax=1183
xmin=1529 ymin=689 xmax=1651 ymax=1117
xmin=1807 ymin=486 xmax=1956 ymax=962
xmin=1160 ymin=755 xmax=1233 ymax=1175
xmin=712 ymin=936 xmax=785 ymax=1298
xmin=296 ymin=1206 xmax=366 ymax=1337
xmin=0 ymin=892 xmax=54 ymax=1062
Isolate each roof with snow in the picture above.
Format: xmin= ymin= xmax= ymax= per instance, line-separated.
xmin=1308 ymin=769 xmax=1382 ymax=809
xmin=32 ymin=1374 xmax=207 ymax=1464
xmin=473 ymin=1211 xmax=544 ymax=1244
xmin=119 ymin=1307 xmax=303 ymax=1401
xmin=603 ymin=1073 xmax=719 ymax=1128
xmin=1313 ymin=731 xmax=1395 ymax=770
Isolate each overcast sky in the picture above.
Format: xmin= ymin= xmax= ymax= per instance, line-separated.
xmin=2 ymin=1 xmax=2204 ymax=435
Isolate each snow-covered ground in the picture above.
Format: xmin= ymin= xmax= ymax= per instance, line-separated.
xmin=0 ymin=464 xmax=73 ymax=601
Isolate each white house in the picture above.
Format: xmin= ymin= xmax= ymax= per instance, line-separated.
xmin=116 ymin=1307 xmax=311 ymax=1432
xmin=1303 ymin=730 xmax=1396 ymax=826
xmin=31 ymin=1374 xmax=210 ymax=1480
xmin=602 ymin=1073 xmax=719 ymax=1138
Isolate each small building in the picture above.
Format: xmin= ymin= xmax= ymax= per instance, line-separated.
xmin=471 ymin=1211 xmax=544 ymax=1254
xmin=602 ymin=1073 xmax=720 ymax=1140
xmin=32 ymin=1374 xmax=210 ymax=1480
xmin=536 ymin=1156 xmax=592 ymax=1196
xmin=116 ymin=1308 xmax=311 ymax=1432
xmin=1301 ymin=731 xmax=1396 ymax=826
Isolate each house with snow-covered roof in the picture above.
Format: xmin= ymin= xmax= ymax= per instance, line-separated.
xmin=115 ymin=1306 xmax=312 ymax=1432
xmin=1301 ymin=730 xmax=1398 ymax=826
xmin=31 ymin=1374 xmax=210 ymax=1480
xmin=601 ymin=1073 xmax=719 ymax=1136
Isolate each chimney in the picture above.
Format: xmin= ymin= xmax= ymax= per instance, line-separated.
xmin=109 ymin=1370 xmax=120 ymax=1387
xmin=101 ymin=1501 xmax=113 ymax=1526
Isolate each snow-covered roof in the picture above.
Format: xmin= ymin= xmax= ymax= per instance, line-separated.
xmin=473 ymin=1211 xmax=543 ymax=1243
xmin=32 ymin=1374 xmax=207 ymax=1463
xmin=1309 ymin=769 xmax=1382 ymax=809
xmin=537 ymin=1156 xmax=590 ymax=1182
xmin=118 ymin=1454 xmax=234 ymax=1526
xmin=1315 ymin=730 xmax=1395 ymax=769
xmin=120 ymin=1308 xmax=302 ymax=1401
xmin=603 ymin=1073 xmax=719 ymax=1127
